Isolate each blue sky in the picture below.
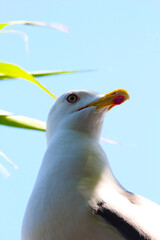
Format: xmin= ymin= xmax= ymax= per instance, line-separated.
xmin=0 ymin=1 xmax=160 ymax=239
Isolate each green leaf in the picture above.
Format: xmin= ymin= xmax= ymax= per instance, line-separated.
xmin=0 ymin=23 xmax=10 ymax=30
xmin=0 ymin=70 xmax=83 ymax=80
xmin=0 ymin=62 xmax=57 ymax=99
xmin=0 ymin=20 xmax=69 ymax=32
xmin=0 ymin=111 xmax=46 ymax=131
xmin=30 ymin=70 xmax=83 ymax=77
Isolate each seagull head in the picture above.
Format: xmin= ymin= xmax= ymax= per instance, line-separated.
xmin=46 ymin=89 xmax=129 ymax=143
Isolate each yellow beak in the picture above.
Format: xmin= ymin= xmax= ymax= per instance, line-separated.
xmin=87 ymin=89 xmax=129 ymax=111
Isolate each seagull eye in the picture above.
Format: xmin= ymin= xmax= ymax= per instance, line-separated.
xmin=67 ymin=94 xmax=78 ymax=103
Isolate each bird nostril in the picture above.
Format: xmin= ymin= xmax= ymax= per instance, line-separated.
xmin=111 ymin=92 xmax=117 ymax=95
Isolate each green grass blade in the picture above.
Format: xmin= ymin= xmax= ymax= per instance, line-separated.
xmin=0 ymin=111 xmax=46 ymax=131
xmin=30 ymin=70 xmax=82 ymax=77
xmin=0 ymin=69 xmax=90 ymax=80
xmin=0 ymin=20 xmax=69 ymax=32
xmin=0 ymin=23 xmax=11 ymax=30
xmin=0 ymin=75 xmax=13 ymax=80
xmin=0 ymin=62 xmax=57 ymax=99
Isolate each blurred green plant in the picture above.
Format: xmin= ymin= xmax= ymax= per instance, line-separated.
xmin=0 ymin=20 xmax=82 ymax=176
xmin=0 ymin=110 xmax=46 ymax=131
xmin=0 ymin=20 xmax=69 ymax=32
xmin=0 ymin=62 xmax=57 ymax=99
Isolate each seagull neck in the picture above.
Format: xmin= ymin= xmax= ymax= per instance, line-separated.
xmin=44 ymin=128 xmax=115 ymax=199
xmin=48 ymin=128 xmax=101 ymax=146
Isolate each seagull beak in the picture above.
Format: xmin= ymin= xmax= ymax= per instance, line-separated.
xmin=87 ymin=89 xmax=129 ymax=111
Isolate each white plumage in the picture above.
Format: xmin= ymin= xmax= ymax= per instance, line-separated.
xmin=21 ymin=89 xmax=160 ymax=240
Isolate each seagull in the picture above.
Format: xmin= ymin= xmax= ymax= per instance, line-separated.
xmin=21 ymin=89 xmax=160 ymax=240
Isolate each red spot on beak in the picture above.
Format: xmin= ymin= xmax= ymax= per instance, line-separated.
xmin=113 ymin=95 xmax=125 ymax=105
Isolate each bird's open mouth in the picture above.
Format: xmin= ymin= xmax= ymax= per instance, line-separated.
xmin=78 ymin=89 xmax=129 ymax=112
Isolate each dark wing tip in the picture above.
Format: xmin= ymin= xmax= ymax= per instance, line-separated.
xmin=92 ymin=201 xmax=150 ymax=240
